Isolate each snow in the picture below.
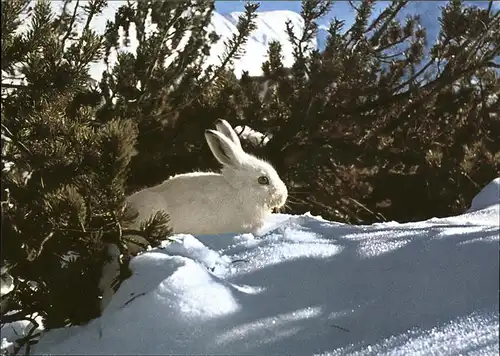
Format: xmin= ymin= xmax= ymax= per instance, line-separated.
xmin=0 ymin=273 xmax=14 ymax=297
xmin=0 ymin=314 xmax=44 ymax=355
xmin=468 ymin=177 xmax=500 ymax=212
xmin=202 ymin=11 xmax=307 ymax=78
xmin=2 ymin=179 xmax=493 ymax=355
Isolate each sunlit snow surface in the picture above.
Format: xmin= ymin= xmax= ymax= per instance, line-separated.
xmin=24 ymin=179 xmax=499 ymax=356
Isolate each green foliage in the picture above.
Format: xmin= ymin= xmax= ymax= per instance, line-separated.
xmin=1 ymin=0 xmax=260 ymax=337
xmin=238 ymin=0 xmax=499 ymax=223
xmin=96 ymin=0 xmax=260 ymax=190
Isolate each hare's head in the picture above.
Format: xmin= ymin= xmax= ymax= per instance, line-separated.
xmin=205 ymin=119 xmax=288 ymax=212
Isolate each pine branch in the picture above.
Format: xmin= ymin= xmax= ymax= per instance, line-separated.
xmin=361 ymin=59 xmax=494 ymax=142
xmin=287 ymin=0 xmax=332 ymax=66
xmin=1 ymin=123 xmax=33 ymax=157
xmin=392 ymin=59 xmax=434 ymax=93
xmin=210 ymin=2 xmax=259 ymax=83
xmin=162 ymin=2 xmax=259 ymax=116
xmin=60 ymin=0 xmax=80 ymax=46
xmin=142 ymin=7 xmax=184 ymax=85
xmin=370 ymin=0 xmax=409 ymax=45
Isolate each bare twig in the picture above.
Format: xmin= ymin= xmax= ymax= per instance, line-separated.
xmin=120 ymin=292 xmax=146 ymax=309
xmin=347 ymin=196 xmax=387 ymax=221
xmin=1 ymin=123 xmax=34 ymax=157
xmin=60 ymin=0 xmax=79 ymax=46
xmin=29 ymin=231 xmax=55 ymax=261
xmin=231 ymin=259 xmax=249 ymax=264
xmin=10 ymin=316 xmax=40 ymax=356
xmin=330 ymin=323 xmax=350 ymax=332
xmin=370 ymin=0 xmax=409 ymax=46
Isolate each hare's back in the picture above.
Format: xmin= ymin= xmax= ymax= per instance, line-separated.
xmin=127 ymin=188 xmax=170 ymax=222
xmin=126 ymin=171 xmax=233 ymax=234
xmin=162 ymin=171 xmax=226 ymax=201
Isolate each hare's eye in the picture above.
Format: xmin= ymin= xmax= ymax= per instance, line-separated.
xmin=258 ymin=176 xmax=269 ymax=185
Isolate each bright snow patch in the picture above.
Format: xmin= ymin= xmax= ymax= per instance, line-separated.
xmin=6 ymin=179 xmax=493 ymax=355
xmin=468 ymin=177 xmax=499 ymax=212
xmin=0 ymin=273 xmax=14 ymax=297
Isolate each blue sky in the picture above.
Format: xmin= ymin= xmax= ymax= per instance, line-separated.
xmin=214 ymin=1 xmax=498 ymax=24
xmin=214 ymin=1 xmax=498 ymax=16
xmin=214 ymin=1 xmax=442 ymax=32
xmin=215 ymin=1 xmax=303 ymax=14
xmin=215 ymin=1 xmax=360 ymax=26
xmin=214 ymin=1 xmax=499 ymax=47
xmin=213 ymin=1 xmax=444 ymax=21
xmin=214 ymin=1 xmax=438 ymax=44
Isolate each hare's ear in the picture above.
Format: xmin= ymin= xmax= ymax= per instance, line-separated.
xmin=205 ymin=129 xmax=243 ymax=167
xmin=214 ymin=119 xmax=242 ymax=149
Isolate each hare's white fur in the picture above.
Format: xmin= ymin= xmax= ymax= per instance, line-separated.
xmin=126 ymin=119 xmax=288 ymax=236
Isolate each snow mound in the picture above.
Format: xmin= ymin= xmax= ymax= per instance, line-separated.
xmin=28 ymin=193 xmax=499 ymax=355
xmin=469 ymin=177 xmax=500 ymax=212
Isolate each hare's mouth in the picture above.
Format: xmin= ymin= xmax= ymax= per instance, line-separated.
xmin=268 ymin=193 xmax=287 ymax=213
xmin=271 ymin=205 xmax=285 ymax=213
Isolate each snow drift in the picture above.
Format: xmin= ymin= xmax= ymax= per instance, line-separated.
xmin=3 ymin=178 xmax=494 ymax=355
xmin=468 ymin=177 xmax=500 ymax=212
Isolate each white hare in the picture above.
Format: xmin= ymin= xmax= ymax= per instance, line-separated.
xmin=125 ymin=119 xmax=288 ymax=236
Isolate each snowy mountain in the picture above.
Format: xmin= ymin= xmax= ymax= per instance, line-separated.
xmin=203 ymin=10 xmax=309 ymax=78
xmin=2 ymin=178 xmax=499 ymax=355
xmin=3 ymin=1 xmax=308 ymax=84
xmin=82 ymin=3 xmax=308 ymax=81
xmin=6 ymin=1 xmax=498 ymax=85
xmin=77 ymin=0 xmax=500 ymax=81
